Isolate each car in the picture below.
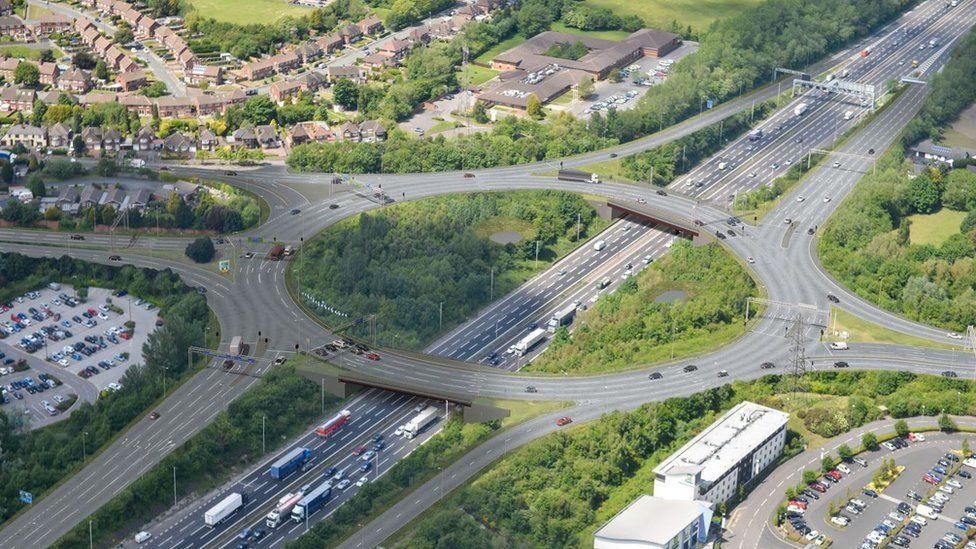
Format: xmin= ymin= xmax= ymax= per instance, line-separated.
xmin=810 ymin=483 xmax=826 ymax=493
xmin=251 ymin=528 xmax=266 ymax=541
xmin=556 ymin=417 xmax=572 ymax=426
xmin=108 ymin=255 xmax=121 ymax=261
xmin=329 ymin=203 xmax=340 ymax=209
xmin=796 ymin=196 xmax=805 ymax=202
xmin=365 ymin=353 xmax=380 ymax=361
xmin=609 ymin=153 xmax=618 ymax=158
xmin=70 ymin=234 xmax=85 ymax=240
xmin=823 ymin=197 xmax=831 ymax=203
xmin=718 ymin=369 xmax=728 ymax=377
xmin=863 ymin=489 xmax=878 ymax=498
xmin=362 ymin=450 xmax=376 ymax=461
xmin=352 ymin=445 xmax=366 ymax=456
xmin=656 ymin=190 xmax=667 ymax=196
xmin=394 ymin=425 xmax=405 ymax=436
xmin=831 ymin=515 xmax=849 ymax=526
xmin=290 ymin=208 xmax=301 ymax=215
xmin=683 ymin=364 xmax=697 ymax=373
xmin=336 ymin=479 xmax=351 ymax=490
xmin=906 ymin=490 xmax=921 ymax=501
xmin=463 ymin=172 xmax=475 ymax=178
xmin=784 ymin=218 xmax=792 ymax=225
xmin=238 ymin=528 xmax=252 ymax=540
xmin=959 ymin=470 xmax=972 ymax=479
xmin=804 ymin=530 xmax=819 ymax=541
xmin=747 ymin=257 xmax=755 ymax=264
xmin=648 ymin=372 xmax=663 ymax=380
xmin=360 ymin=461 xmax=371 ymax=472
xmin=761 ymin=362 xmax=775 ymax=369
xmin=943 ymin=370 xmax=958 ymax=378
xmin=525 ymin=386 xmax=538 ymax=393
xmin=224 ymin=170 xmax=238 ymax=176
xmin=355 ymin=475 xmax=369 ymax=487
xmin=948 ymin=332 xmax=964 ymax=339
xmin=834 ymin=361 xmax=849 ymax=368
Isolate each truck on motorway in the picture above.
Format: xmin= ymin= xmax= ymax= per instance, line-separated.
xmin=291 ymin=481 xmax=332 ymax=522
xmin=514 ymin=328 xmax=547 ymax=357
xmin=269 ymin=447 xmax=312 ymax=480
xmin=267 ymin=244 xmax=285 ymax=261
xmin=204 ymin=492 xmax=246 ymax=527
xmin=229 ymin=336 xmax=243 ymax=356
xmin=747 ymin=129 xmax=763 ymax=141
xmin=547 ymin=304 xmax=577 ymax=333
xmin=595 ymin=277 xmax=611 ymax=290
xmin=315 ymin=409 xmax=351 ymax=437
xmin=404 ymin=406 xmax=439 ymax=439
xmin=557 ymin=169 xmax=600 ymax=184
xmin=266 ymin=491 xmax=304 ymax=528
xmin=794 ymin=103 xmax=809 ymax=116
xmin=843 ymin=110 xmax=854 ymax=120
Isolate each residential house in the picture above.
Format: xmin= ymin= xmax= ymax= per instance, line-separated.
xmin=9 ymin=186 xmax=33 ymax=202
xmin=376 ymin=38 xmax=410 ymax=60
xmin=37 ymin=90 xmax=70 ymax=105
xmin=910 ymin=139 xmax=976 ymax=167
xmin=154 ymin=96 xmax=195 ymax=118
xmin=359 ymin=120 xmax=386 ymax=143
xmin=407 ymin=27 xmax=430 ymax=45
xmin=272 ymin=51 xmax=301 ymax=73
xmin=254 ymin=124 xmax=281 ymax=149
xmin=197 ymin=127 xmax=217 ymax=151
xmin=317 ymin=33 xmax=344 ymax=54
xmin=100 ymin=186 xmax=127 ymax=209
xmin=177 ymin=48 xmax=195 ymax=70
xmin=37 ymin=61 xmax=59 ymax=86
xmin=362 ymin=52 xmax=397 ymax=70
xmin=47 ymin=123 xmax=72 ymax=149
xmin=118 ymin=56 xmax=140 ymax=73
xmin=335 ymin=122 xmax=360 ymax=142
xmin=230 ymin=127 xmax=257 ymax=148
xmin=0 ymin=16 xmax=27 ymax=40
xmin=82 ymin=127 xmax=102 ymax=151
xmin=0 ymin=0 xmax=12 ymax=16
xmin=338 ymin=24 xmax=362 ymax=44
xmin=56 ymin=186 xmax=80 ymax=214
xmin=286 ymin=120 xmax=332 ymax=148
xmin=326 ymin=65 xmax=364 ymax=83
xmin=2 ymin=124 xmax=46 ymax=148
xmin=128 ymin=188 xmax=152 ymax=211
xmin=162 ymin=131 xmax=194 ymax=156
xmin=241 ymin=58 xmax=275 ymax=81
xmin=104 ymin=45 xmax=127 ymax=70
xmin=0 ymin=57 xmax=18 ymax=80
xmin=219 ymin=89 xmax=247 ymax=108
xmin=295 ymin=42 xmax=322 ymax=64
xmin=117 ymin=70 xmax=148 ymax=92
xmin=93 ymin=35 xmax=112 ymax=56
xmin=185 ymin=64 xmax=222 ymax=85
xmin=79 ymin=185 xmax=102 ymax=209
xmin=102 ymin=128 xmax=122 ymax=151
xmin=269 ymin=79 xmax=303 ymax=104
xmin=0 ymin=87 xmax=36 ymax=113
xmin=357 ymin=15 xmax=383 ymax=36
xmin=119 ymin=94 xmax=154 ymax=116
xmin=27 ymin=13 xmax=71 ymax=37
xmin=74 ymin=17 xmax=94 ymax=35
xmin=136 ymin=14 xmax=159 ymax=37
xmin=81 ymin=26 xmax=101 ymax=47
xmin=57 ymin=67 xmax=91 ymax=93
xmin=78 ymin=93 xmax=117 ymax=108
xmin=455 ymin=5 xmax=478 ymax=20
xmin=192 ymin=94 xmax=226 ymax=116
xmin=134 ymin=125 xmax=159 ymax=151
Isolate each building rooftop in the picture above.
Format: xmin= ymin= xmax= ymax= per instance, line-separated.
xmin=594 ymin=495 xmax=709 ymax=546
xmin=654 ymin=401 xmax=788 ymax=485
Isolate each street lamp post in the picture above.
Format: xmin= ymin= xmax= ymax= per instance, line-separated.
xmin=82 ymin=431 xmax=87 ymax=460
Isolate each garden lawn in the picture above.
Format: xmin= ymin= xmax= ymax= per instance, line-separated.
xmin=475 ymin=35 xmax=525 ymax=64
xmin=907 ymin=208 xmax=968 ymax=246
xmin=0 ymin=45 xmax=61 ymax=60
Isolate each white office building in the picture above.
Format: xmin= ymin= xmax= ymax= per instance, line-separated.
xmin=593 ymin=495 xmax=714 ymax=549
xmin=653 ymin=401 xmax=789 ymax=506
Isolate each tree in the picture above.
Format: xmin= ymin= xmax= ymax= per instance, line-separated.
xmin=114 ymin=26 xmax=134 ymax=44
xmin=31 ymin=99 xmax=47 ymax=126
xmin=939 ymin=412 xmax=957 ymax=432
xmin=784 ymin=486 xmax=796 ymax=500
xmin=526 ymin=93 xmax=543 ymax=119
xmin=185 ymin=237 xmax=215 ymax=263
xmin=94 ymin=60 xmax=109 ymax=81
xmin=26 ymin=174 xmax=45 ymax=198
xmin=861 ymin=432 xmax=878 ymax=451
xmin=14 ymin=62 xmax=40 ymax=88
xmin=141 ymin=81 xmax=168 ymax=98
xmin=907 ymin=174 xmax=941 ymax=213
xmin=821 ymin=454 xmax=834 ymax=474
xmin=577 ymin=76 xmax=594 ymax=99
xmin=332 ymin=78 xmax=359 ymax=110
xmin=802 ymin=470 xmax=818 ymax=484
xmin=39 ymin=49 xmax=55 ymax=63
xmin=72 ymin=51 xmax=97 ymax=70
xmin=472 ymin=100 xmax=489 ymax=123
xmin=0 ymin=160 xmax=13 ymax=184
xmin=517 ymin=3 xmax=553 ymax=37
xmin=242 ymin=95 xmax=276 ymax=126
xmin=894 ymin=419 xmax=909 ymax=438
xmin=72 ymin=135 xmax=85 ymax=156
xmin=44 ymin=206 xmax=61 ymax=221
xmin=94 ymin=158 xmax=118 ymax=177
xmin=837 ymin=444 xmax=853 ymax=461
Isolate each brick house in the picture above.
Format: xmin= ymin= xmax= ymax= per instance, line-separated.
xmin=57 ymin=67 xmax=91 ymax=93
xmin=2 ymin=124 xmax=46 ymax=149
xmin=117 ymin=70 xmax=148 ymax=92
xmin=357 ymin=15 xmax=384 ymax=35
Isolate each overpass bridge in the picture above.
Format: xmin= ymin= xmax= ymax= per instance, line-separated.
xmin=606 ymin=199 xmax=713 ymax=246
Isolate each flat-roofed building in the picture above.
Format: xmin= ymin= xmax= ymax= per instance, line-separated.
xmin=653 ymin=401 xmax=788 ymax=506
xmin=593 ymin=495 xmax=713 ymax=549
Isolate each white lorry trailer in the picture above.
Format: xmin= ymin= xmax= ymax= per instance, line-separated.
xmin=204 ymin=492 xmax=245 ymax=527
xmin=514 ymin=328 xmax=547 ymax=357
xmin=403 ymin=406 xmax=438 ymax=439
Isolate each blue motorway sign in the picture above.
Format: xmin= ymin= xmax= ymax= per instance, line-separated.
xmin=19 ymin=490 xmax=32 ymax=504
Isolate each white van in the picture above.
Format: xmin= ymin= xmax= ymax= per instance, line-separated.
xmin=593 ymin=240 xmax=606 ymax=251
xmin=829 ymin=342 xmax=849 ymax=350
xmin=844 ymin=110 xmax=854 ymax=120
xmin=718 ymin=162 xmax=728 ymax=170
xmin=135 ymin=531 xmax=152 ymax=543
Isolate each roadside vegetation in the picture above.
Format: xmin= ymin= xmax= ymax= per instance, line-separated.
xmin=292 ymin=191 xmax=608 ymax=348
xmin=391 ymin=370 xmax=976 ymax=548
xmin=53 ymin=362 xmax=336 ymax=548
xmin=287 ymin=0 xmax=914 ymax=174
xmin=0 ymin=253 xmax=210 ymax=525
xmin=529 ymin=241 xmax=756 ymax=374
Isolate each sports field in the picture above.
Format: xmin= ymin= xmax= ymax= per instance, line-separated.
xmin=185 ymin=0 xmax=310 ymax=25
xmin=579 ymin=0 xmax=763 ymax=31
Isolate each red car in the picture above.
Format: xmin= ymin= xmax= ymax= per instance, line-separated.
xmin=556 ymin=417 xmax=572 ymax=426
xmin=923 ymin=474 xmax=937 ymax=484
xmin=826 ymin=470 xmax=842 ymax=480
xmin=789 ymin=500 xmax=807 ymax=510
xmin=810 ymin=483 xmax=827 ymax=493
xmin=352 ymin=445 xmax=366 ymax=456
xmin=365 ymin=353 xmax=380 ymax=361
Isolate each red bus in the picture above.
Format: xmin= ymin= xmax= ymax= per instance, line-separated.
xmin=316 ymin=410 xmax=351 ymax=437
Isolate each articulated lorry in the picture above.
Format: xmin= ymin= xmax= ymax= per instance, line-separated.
xmin=229 ymin=336 xmax=244 ymax=356
xmin=266 ymin=491 xmax=304 ymax=528
xmin=204 ymin=492 xmax=247 ymax=527
xmin=403 ymin=406 xmax=438 ymax=439
xmin=546 ymin=304 xmax=577 ymax=333
xmin=291 ymin=481 xmax=332 ymax=522
xmin=557 ymin=169 xmax=600 ymax=184
xmin=269 ymin=447 xmax=312 ymax=480
xmin=514 ymin=328 xmax=547 ymax=357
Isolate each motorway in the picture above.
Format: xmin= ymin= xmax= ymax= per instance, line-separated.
xmin=0 ymin=0 xmax=974 ymax=546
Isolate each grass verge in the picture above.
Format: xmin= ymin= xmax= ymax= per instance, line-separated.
xmin=827 ymin=308 xmax=956 ymax=350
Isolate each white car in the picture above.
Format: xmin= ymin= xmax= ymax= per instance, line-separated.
xmin=355 ymin=475 xmax=369 ymax=487
xmin=947 ymin=479 xmax=962 ymax=488
xmin=939 ymin=485 xmax=954 ymax=494
xmin=833 ymin=161 xmax=841 ymax=168
xmin=845 ymin=504 xmax=861 ymax=514
xmin=831 ymin=515 xmax=849 ymax=526
xmin=394 ymin=425 xmax=405 ymax=437
xmin=911 ymin=432 xmax=925 ymax=441
xmin=837 ymin=464 xmax=851 ymax=474
xmin=747 ymin=257 xmax=755 ymax=264
xmin=823 ymin=196 xmax=831 ymax=202
xmin=805 ymin=530 xmax=820 ymax=541
xmin=796 ymin=196 xmax=805 ymax=202
xmin=98 ymin=312 xmax=109 ymax=320
xmin=948 ymin=332 xmax=963 ymax=339
xmin=98 ymin=305 xmax=109 ymax=312
xmin=881 ymin=441 xmax=896 ymax=451
xmin=642 ymin=254 xmax=653 ymax=264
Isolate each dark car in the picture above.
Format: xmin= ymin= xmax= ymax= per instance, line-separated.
xmin=224 ymin=170 xmax=238 ymax=176
xmin=108 ymin=255 xmax=121 ymax=261
xmin=943 ymin=370 xmax=958 ymax=378
xmin=833 ymin=361 xmax=849 ymax=368
xmin=329 ymin=204 xmax=340 ymax=209
xmin=70 ymin=234 xmax=85 ymax=240
xmin=807 ymin=227 xmax=815 ymax=235
xmin=715 ymin=231 xmax=726 ymax=239
xmin=862 ymin=488 xmax=878 ymax=498
xmin=826 ymin=294 xmax=839 ymax=303
xmin=648 ymin=372 xmax=663 ymax=380
xmin=656 ymin=190 xmax=667 ymax=196
xmin=609 ymin=153 xmax=618 ymax=158
xmin=197 ymin=287 xmax=207 ymax=294
xmin=290 ymin=208 xmax=301 ymax=215
xmin=683 ymin=364 xmax=698 ymax=373
xmin=525 ymin=386 xmax=538 ymax=393
xmin=760 ymin=362 xmax=775 ymax=369
xmin=463 ymin=173 xmax=475 ymax=178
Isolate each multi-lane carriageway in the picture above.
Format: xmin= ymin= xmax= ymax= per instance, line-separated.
xmin=146 ymin=390 xmax=441 ymax=549
xmin=678 ymin=0 xmax=976 ymax=205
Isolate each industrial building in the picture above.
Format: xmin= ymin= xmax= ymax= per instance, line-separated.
xmin=652 ymin=401 xmax=789 ymax=506
xmin=593 ymin=495 xmax=714 ymax=549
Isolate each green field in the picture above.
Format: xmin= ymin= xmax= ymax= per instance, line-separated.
xmin=829 ymin=307 xmax=956 ymax=350
xmin=0 ymin=44 xmax=62 ymax=60
xmin=908 ymin=208 xmax=968 ymax=246
xmin=550 ymin=21 xmax=630 ymax=41
xmin=475 ymin=35 xmax=525 ymax=64
xmin=185 ymin=0 xmax=310 ymax=24
xmin=460 ymin=63 xmax=497 ymax=86
xmin=576 ymin=0 xmax=763 ymax=30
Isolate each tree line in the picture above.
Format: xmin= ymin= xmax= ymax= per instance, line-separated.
xmin=0 ymin=253 xmax=209 ymax=524
xmin=294 ymin=191 xmax=604 ymax=348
